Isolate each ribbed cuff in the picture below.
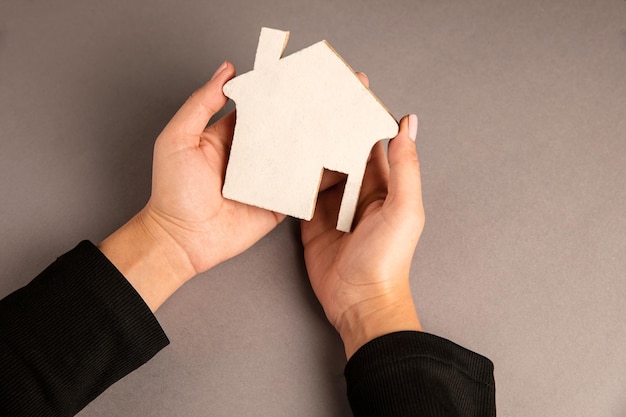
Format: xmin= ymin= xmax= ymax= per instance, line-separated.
xmin=346 ymin=331 xmax=494 ymax=387
xmin=345 ymin=331 xmax=495 ymax=417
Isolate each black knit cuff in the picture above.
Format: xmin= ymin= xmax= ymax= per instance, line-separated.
xmin=346 ymin=331 xmax=494 ymax=387
xmin=345 ymin=331 xmax=495 ymax=417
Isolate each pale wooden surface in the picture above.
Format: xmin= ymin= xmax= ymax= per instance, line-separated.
xmin=1 ymin=1 xmax=626 ymax=416
xmin=223 ymin=27 xmax=398 ymax=232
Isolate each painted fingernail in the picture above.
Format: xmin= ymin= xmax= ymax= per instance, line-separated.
xmin=210 ymin=61 xmax=228 ymax=81
xmin=408 ymin=114 xmax=418 ymax=142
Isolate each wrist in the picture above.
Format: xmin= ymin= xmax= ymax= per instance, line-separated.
xmin=98 ymin=209 xmax=196 ymax=312
xmin=337 ymin=290 xmax=422 ymax=359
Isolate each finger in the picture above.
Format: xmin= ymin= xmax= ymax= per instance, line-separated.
xmin=204 ymin=110 xmax=236 ymax=148
xmin=385 ymin=114 xmax=424 ymax=218
xmin=160 ymin=61 xmax=236 ymax=145
xmin=301 ymin=180 xmax=345 ymax=245
xmin=355 ymin=141 xmax=389 ymax=218
xmin=318 ymin=169 xmax=347 ymax=193
xmin=349 ymin=142 xmax=389 ymax=225
xmin=355 ymin=72 xmax=369 ymax=88
xmin=200 ymin=111 xmax=236 ymax=177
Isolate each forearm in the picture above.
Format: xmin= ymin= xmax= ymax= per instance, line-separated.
xmin=0 ymin=242 xmax=169 ymax=416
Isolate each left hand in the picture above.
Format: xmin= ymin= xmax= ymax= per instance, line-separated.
xmin=301 ymin=115 xmax=424 ymax=358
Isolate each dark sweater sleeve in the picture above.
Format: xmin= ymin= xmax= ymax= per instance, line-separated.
xmin=345 ymin=331 xmax=496 ymax=417
xmin=0 ymin=241 xmax=170 ymax=417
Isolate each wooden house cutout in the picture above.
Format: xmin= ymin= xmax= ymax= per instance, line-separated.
xmin=222 ymin=27 xmax=398 ymax=232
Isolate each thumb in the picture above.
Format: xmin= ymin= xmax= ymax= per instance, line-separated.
xmin=160 ymin=61 xmax=236 ymax=144
xmin=385 ymin=114 xmax=424 ymax=216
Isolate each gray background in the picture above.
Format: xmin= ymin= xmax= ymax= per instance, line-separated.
xmin=1 ymin=0 xmax=625 ymax=416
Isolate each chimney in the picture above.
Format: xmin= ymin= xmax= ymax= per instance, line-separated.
xmin=253 ymin=27 xmax=290 ymax=70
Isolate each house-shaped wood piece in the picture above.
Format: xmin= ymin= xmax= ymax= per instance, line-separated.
xmin=222 ymin=27 xmax=398 ymax=232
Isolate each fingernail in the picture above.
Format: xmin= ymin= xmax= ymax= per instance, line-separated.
xmin=408 ymin=114 xmax=418 ymax=142
xmin=210 ymin=61 xmax=228 ymax=81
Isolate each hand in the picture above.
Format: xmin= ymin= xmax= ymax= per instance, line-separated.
xmin=99 ymin=62 xmax=285 ymax=311
xmin=144 ymin=61 xmax=286 ymax=272
xmin=301 ymin=114 xmax=424 ymax=358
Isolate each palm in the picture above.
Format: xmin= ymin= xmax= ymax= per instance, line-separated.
xmin=302 ymin=200 xmax=388 ymax=326
xmin=147 ymin=107 xmax=284 ymax=274
xmin=301 ymin=142 xmax=418 ymax=328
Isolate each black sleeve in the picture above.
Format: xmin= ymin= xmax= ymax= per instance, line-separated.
xmin=0 ymin=241 xmax=170 ymax=417
xmin=345 ymin=331 xmax=496 ymax=417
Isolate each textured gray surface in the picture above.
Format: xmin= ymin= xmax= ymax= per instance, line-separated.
xmin=1 ymin=1 xmax=625 ymax=416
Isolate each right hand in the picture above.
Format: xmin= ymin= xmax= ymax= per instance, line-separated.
xmin=100 ymin=62 xmax=287 ymax=312
xmin=301 ymin=115 xmax=425 ymax=358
